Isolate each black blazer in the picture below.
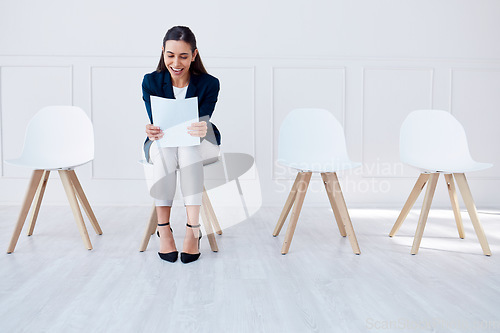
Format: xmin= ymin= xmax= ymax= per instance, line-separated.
xmin=142 ymin=70 xmax=221 ymax=157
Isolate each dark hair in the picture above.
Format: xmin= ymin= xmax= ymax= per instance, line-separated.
xmin=156 ymin=26 xmax=208 ymax=75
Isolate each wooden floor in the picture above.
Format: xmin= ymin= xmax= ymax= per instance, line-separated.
xmin=1 ymin=205 xmax=499 ymax=333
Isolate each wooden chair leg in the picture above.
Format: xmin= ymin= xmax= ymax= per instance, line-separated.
xmin=150 ymin=204 xmax=158 ymax=235
xmin=444 ymin=173 xmax=465 ymax=239
xmin=201 ymin=196 xmax=218 ymax=252
xmin=321 ymin=172 xmax=347 ymax=237
xmin=27 ymin=170 xmax=50 ymax=236
xmin=7 ymin=170 xmax=45 ymax=253
xmin=203 ymin=187 xmax=222 ymax=235
xmin=273 ymin=173 xmax=302 ymax=236
xmin=411 ymin=173 xmax=439 ymax=255
xmin=327 ymin=172 xmax=361 ymax=255
xmin=282 ymin=172 xmax=312 ymax=254
xmin=139 ymin=204 xmax=158 ymax=252
xmin=389 ymin=173 xmax=430 ymax=237
xmin=59 ymin=170 xmax=92 ymax=250
xmin=454 ymin=173 xmax=491 ymax=256
xmin=67 ymin=170 xmax=102 ymax=235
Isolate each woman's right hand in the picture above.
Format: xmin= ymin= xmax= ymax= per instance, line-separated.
xmin=146 ymin=124 xmax=164 ymax=140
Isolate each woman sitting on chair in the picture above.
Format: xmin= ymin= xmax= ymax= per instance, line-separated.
xmin=142 ymin=26 xmax=221 ymax=263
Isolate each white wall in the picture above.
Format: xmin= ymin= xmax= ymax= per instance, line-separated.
xmin=1 ymin=0 xmax=500 ymax=209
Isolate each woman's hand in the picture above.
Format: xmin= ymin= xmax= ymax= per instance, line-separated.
xmin=188 ymin=121 xmax=207 ymax=138
xmin=145 ymin=124 xmax=164 ymax=140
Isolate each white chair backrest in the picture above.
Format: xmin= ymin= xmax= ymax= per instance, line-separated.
xmin=278 ymin=108 xmax=356 ymax=171
xmin=400 ymin=110 xmax=480 ymax=171
xmin=18 ymin=106 xmax=94 ymax=169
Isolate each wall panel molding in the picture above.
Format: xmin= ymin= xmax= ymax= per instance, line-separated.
xmin=450 ymin=68 xmax=500 ymax=180
xmin=271 ymin=66 xmax=346 ymax=180
xmin=90 ymin=66 xmax=154 ymax=180
xmin=362 ymin=67 xmax=434 ymax=179
xmin=1 ymin=65 xmax=73 ymax=178
xmin=206 ymin=66 xmax=257 ymax=180
xmin=0 ymin=56 xmax=499 ymax=206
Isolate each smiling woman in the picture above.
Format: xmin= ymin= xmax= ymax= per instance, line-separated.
xmin=141 ymin=26 xmax=221 ymax=264
xmin=156 ymin=26 xmax=207 ymax=77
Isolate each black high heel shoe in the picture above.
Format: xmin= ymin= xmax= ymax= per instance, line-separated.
xmin=180 ymin=223 xmax=202 ymax=264
xmin=157 ymin=222 xmax=178 ymax=263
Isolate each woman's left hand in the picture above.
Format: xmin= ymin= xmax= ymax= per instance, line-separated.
xmin=188 ymin=121 xmax=207 ymax=138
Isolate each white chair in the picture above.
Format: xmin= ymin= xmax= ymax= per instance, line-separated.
xmin=389 ymin=109 xmax=492 ymax=255
xmin=5 ymin=106 xmax=102 ymax=253
xmin=138 ymin=154 xmax=223 ymax=253
xmin=272 ymin=108 xmax=361 ymax=254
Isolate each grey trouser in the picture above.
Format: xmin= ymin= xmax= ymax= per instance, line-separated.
xmin=148 ymin=140 xmax=220 ymax=206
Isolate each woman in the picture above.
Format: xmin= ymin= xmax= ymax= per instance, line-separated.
xmin=142 ymin=26 xmax=221 ymax=264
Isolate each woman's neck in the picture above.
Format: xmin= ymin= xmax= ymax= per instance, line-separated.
xmin=171 ymin=73 xmax=190 ymax=88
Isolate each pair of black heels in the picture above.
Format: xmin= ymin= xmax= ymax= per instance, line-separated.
xmin=157 ymin=222 xmax=202 ymax=264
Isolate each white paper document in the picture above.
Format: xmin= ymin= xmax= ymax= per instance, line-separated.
xmin=151 ymin=96 xmax=200 ymax=147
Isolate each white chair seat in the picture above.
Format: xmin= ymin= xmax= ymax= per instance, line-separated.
xmin=406 ymin=160 xmax=492 ymax=174
xmin=6 ymin=105 xmax=94 ymax=171
xmin=280 ymin=160 xmax=362 ymax=173
xmin=5 ymin=156 xmax=92 ymax=170
xmin=400 ymin=109 xmax=492 ymax=174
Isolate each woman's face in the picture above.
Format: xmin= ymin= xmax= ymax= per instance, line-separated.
xmin=162 ymin=40 xmax=198 ymax=83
